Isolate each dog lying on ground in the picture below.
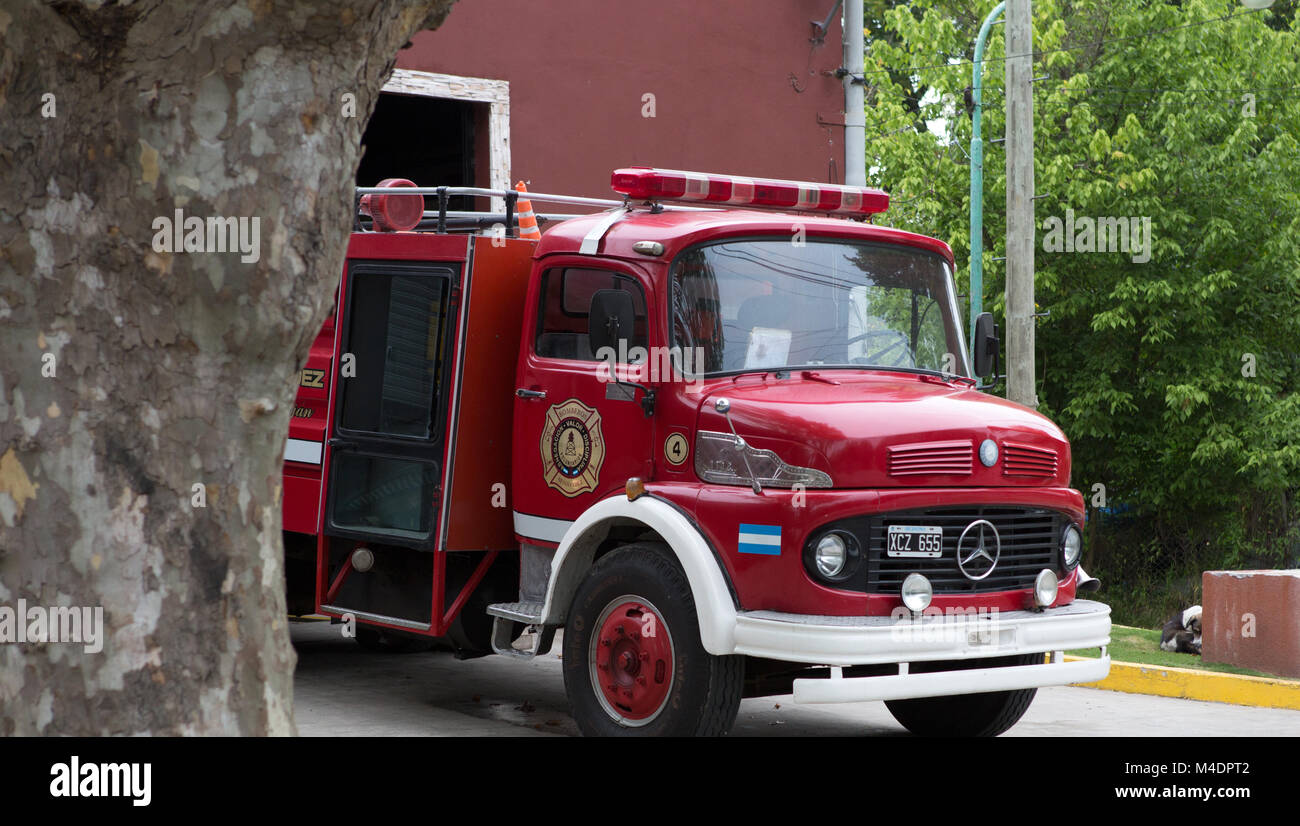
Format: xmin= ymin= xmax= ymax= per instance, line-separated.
xmin=1160 ymin=605 xmax=1202 ymax=655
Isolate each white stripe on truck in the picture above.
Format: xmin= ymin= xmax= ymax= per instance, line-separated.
xmin=285 ymin=438 xmax=323 ymax=465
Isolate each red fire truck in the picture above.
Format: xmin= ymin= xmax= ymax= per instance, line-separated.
xmin=282 ymin=167 xmax=1111 ymax=736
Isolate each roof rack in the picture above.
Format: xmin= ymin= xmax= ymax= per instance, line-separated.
xmin=356 ymin=211 xmax=585 ymax=234
xmin=353 ymin=184 xmax=716 ymax=237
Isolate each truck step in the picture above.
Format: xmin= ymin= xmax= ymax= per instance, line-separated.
xmin=488 ymin=602 xmax=554 ymax=659
xmin=486 ymin=601 xmax=544 ymax=624
xmin=490 ymin=615 xmax=556 ymax=660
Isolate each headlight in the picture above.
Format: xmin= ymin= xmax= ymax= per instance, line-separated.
xmin=901 ymin=573 xmax=933 ymax=612
xmin=694 ymin=431 xmax=832 ymax=489
xmin=815 ymin=534 xmax=847 ymax=578
xmin=1061 ymin=524 xmax=1082 ymax=569
xmin=804 ymin=530 xmax=859 ymax=583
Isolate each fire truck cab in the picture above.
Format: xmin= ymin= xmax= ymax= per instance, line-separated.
xmin=282 ymin=168 xmax=1111 ymax=737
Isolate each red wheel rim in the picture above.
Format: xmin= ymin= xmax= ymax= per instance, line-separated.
xmin=589 ymin=596 xmax=674 ymax=725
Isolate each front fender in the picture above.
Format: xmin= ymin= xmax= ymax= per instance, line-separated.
xmin=540 ymin=494 xmax=738 ymax=655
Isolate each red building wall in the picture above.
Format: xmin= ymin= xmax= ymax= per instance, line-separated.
xmin=398 ymin=0 xmax=849 ymax=200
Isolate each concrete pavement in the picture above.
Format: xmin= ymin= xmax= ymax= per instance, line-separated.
xmin=291 ymin=621 xmax=1300 ymax=736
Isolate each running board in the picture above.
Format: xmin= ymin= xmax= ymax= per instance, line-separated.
xmin=487 ymin=602 xmax=555 ymax=659
xmin=487 ymin=601 xmax=544 ymax=624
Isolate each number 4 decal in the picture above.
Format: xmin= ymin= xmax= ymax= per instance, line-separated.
xmin=664 ymin=433 xmax=689 ymax=466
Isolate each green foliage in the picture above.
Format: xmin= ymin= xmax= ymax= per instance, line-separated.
xmin=864 ymin=1 xmax=1300 ymax=618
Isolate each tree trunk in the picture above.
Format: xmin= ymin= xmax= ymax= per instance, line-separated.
xmin=0 ymin=0 xmax=457 ymax=735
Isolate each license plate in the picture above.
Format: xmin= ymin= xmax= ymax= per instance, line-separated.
xmin=886 ymin=525 xmax=943 ymax=558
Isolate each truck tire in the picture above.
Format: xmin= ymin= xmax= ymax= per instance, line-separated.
xmin=883 ymin=654 xmax=1042 ymax=737
xmin=562 ymin=543 xmax=743 ymax=736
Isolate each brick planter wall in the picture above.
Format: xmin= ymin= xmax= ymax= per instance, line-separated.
xmin=1202 ymin=570 xmax=1300 ymax=679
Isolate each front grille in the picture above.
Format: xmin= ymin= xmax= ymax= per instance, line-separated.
xmin=1003 ymin=442 xmax=1058 ymax=478
xmin=864 ymin=506 xmax=1063 ymax=594
xmin=887 ymin=440 xmax=973 ymax=477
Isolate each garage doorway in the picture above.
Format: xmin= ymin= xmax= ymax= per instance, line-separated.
xmin=358 ymin=69 xmax=511 ymax=213
xmin=358 ymin=94 xmax=475 ymax=192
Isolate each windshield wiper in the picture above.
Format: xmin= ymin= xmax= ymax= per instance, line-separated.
xmin=920 ymin=371 xmax=974 ymax=386
xmin=800 ymin=370 xmax=841 ymax=385
xmin=702 ymin=364 xmax=973 ymax=382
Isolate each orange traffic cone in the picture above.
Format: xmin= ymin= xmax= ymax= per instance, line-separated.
xmin=514 ymin=181 xmax=542 ymax=240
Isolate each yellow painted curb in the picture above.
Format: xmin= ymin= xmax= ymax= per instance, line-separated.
xmin=1065 ymin=656 xmax=1300 ymax=711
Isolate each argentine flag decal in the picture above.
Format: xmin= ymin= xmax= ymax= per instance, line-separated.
xmin=738 ymin=523 xmax=782 ymax=555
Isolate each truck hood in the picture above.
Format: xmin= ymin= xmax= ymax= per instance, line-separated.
xmin=693 ymin=371 xmax=1071 ymax=489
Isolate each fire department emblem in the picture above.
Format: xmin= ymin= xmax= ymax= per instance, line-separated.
xmin=540 ymin=399 xmax=605 ymax=497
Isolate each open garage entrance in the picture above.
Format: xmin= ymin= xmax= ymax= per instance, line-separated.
xmin=358 ymin=94 xmax=475 ymax=191
xmin=357 ymin=69 xmax=511 ymax=213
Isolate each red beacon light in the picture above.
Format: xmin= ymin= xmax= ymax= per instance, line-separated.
xmin=360 ymin=177 xmax=424 ymax=231
xmin=610 ymin=167 xmax=889 ymax=216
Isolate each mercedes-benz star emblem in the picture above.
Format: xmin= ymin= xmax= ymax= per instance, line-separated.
xmin=956 ymin=519 xmax=1001 ymax=581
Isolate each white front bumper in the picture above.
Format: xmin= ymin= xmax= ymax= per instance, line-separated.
xmin=730 ymin=599 xmax=1111 ymax=704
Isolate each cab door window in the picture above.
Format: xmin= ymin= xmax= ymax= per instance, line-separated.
xmin=533 ymin=268 xmax=647 ymax=362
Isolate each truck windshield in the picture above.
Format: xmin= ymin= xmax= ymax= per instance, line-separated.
xmin=671 ymin=238 xmax=969 ymax=378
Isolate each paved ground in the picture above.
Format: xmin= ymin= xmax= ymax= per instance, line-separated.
xmin=291 ymin=620 xmax=1300 ymax=736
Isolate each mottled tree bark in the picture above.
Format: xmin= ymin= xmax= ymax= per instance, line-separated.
xmin=0 ymin=0 xmax=457 ymax=734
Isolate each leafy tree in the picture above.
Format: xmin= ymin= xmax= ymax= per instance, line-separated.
xmin=864 ymin=0 xmax=1300 ymax=621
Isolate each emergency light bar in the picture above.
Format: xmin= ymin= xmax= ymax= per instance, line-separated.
xmin=610 ymin=167 xmax=889 ymax=215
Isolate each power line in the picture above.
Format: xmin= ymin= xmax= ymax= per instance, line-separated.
xmin=979 ymin=85 xmax=1300 ymax=101
xmin=1042 ymin=98 xmax=1299 ymax=109
xmin=1063 ymin=86 xmax=1300 ymax=93
xmin=880 ymin=83 xmax=1300 ymax=118
xmin=864 ymin=103 xmax=956 ymax=137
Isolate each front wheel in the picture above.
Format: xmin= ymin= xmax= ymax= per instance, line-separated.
xmin=884 ymin=654 xmax=1042 ymax=737
xmin=562 ymin=543 xmax=743 ymax=736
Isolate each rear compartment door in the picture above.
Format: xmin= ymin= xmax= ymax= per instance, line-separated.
xmin=324 ymin=258 xmax=459 ymax=550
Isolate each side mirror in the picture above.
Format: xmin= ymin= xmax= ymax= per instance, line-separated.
xmin=973 ymin=311 xmax=999 ymax=379
xmin=588 ymin=289 xmax=635 ymax=356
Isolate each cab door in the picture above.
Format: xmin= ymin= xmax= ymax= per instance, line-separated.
xmin=324 ymin=258 xmax=458 ymax=550
xmin=511 ymin=262 xmax=656 ymax=544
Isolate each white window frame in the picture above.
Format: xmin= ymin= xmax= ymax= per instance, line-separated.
xmin=381 ymin=68 xmax=510 ymax=210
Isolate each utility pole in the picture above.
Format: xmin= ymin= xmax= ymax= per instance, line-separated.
xmin=1005 ymin=0 xmax=1037 ymax=407
xmin=843 ymin=0 xmax=866 ymax=186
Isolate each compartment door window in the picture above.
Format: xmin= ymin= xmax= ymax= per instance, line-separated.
xmin=327 ymin=261 xmax=456 ymax=549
